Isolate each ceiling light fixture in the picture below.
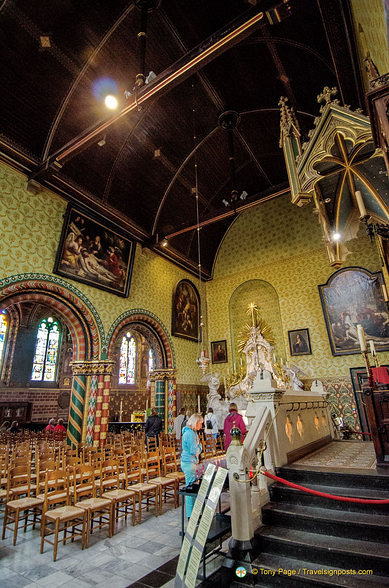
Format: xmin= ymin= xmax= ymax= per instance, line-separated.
xmin=218 ymin=110 xmax=247 ymax=211
xmin=104 ymin=95 xmax=118 ymax=110
xmin=332 ymin=232 xmax=341 ymax=241
xmin=161 ymin=238 xmax=168 ymax=247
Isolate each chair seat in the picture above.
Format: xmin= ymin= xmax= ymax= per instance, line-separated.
xmin=75 ymin=497 xmax=112 ymax=509
xmin=44 ymin=505 xmax=85 ymax=522
xmin=7 ymin=496 xmax=44 ymax=509
xmin=103 ymin=489 xmax=135 ymax=500
xmin=130 ymin=482 xmax=157 ymax=491
xmin=37 ymin=491 xmax=68 ymax=504
xmin=11 ymin=484 xmax=37 ymax=495
xmin=166 ymin=472 xmax=186 ymax=480
xmin=151 ymin=476 xmax=176 ymax=485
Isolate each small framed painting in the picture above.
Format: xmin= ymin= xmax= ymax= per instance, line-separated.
xmin=211 ymin=340 xmax=228 ymax=364
xmin=288 ymin=328 xmax=312 ymax=356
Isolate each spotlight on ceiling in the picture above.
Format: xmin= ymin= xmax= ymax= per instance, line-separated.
xmin=332 ymin=232 xmax=341 ymax=242
xmin=222 ymin=199 xmax=230 ymax=207
xmin=161 ymin=238 xmax=168 ymax=247
xmin=97 ymin=135 xmax=106 ymax=147
xmin=104 ymin=95 xmax=118 ymax=110
xmin=240 ymin=190 xmax=248 ymax=201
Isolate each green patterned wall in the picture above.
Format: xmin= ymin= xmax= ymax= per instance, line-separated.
xmin=0 ymin=163 xmax=202 ymax=384
xmin=207 ymin=194 xmax=389 ymax=380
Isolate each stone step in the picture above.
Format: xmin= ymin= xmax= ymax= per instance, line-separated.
xmin=255 ymin=527 xmax=389 ymax=576
xmin=276 ymin=465 xmax=389 ymax=491
xmin=269 ymin=481 xmax=389 ymax=514
xmin=262 ymin=502 xmax=389 ymax=543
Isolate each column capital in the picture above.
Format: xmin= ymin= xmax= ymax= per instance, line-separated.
xmin=70 ymin=360 xmax=115 ymax=376
xmin=149 ymin=368 xmax=177 ymax=381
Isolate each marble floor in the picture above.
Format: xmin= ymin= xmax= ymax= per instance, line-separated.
xmin=0 ymin=502 xmax=183 ymax=588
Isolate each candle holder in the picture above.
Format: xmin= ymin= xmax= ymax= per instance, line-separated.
xmin=361 ymin=350 xmax=375 ymax=389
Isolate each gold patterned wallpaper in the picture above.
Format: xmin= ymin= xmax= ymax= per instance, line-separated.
xmin=350 ymin=0 xmax=389 ymax=80
xmin=0 ymin=163 xmax=202 ymax=384
xmin=207 ymin=194 xmax=389 ymax=380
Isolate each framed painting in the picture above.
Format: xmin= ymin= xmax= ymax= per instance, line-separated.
xmin=288 ymin=328 xmax=311 ymax=356
xmin=319 ymin=267 xmax=389 ymax=356
xmin=172 ymin=279 xmax=200 ymax=341
xmin=54 ymin=204 xmax=135 ymax=297
xmin=211 ymin=340 xmax=228 ymax=364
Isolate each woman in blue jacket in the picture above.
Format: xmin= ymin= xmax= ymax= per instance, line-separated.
xmin=180 ymin=413 xmax=203 ymax=517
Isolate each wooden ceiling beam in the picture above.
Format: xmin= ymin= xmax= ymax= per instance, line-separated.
xmin=30 ymin=1 xmax=290 ymax=182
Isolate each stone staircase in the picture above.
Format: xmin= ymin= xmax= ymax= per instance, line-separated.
xmin=220 ymin=465 xmax=389 ymax=587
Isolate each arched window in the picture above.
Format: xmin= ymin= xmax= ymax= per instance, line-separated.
xmin=0 ymin=312 xmax=8 ymax=370
xmin=31 ymin=317 xmax=60 ymax=382
xmin=119 ymin=331 xmax=136 ymax=384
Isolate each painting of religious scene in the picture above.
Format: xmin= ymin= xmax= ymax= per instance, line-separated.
xmin=172 ymin=279 xmax=200 ymax=341
xmin=54 ymin=205 xmax=135 ymax=297
xmin=319 ymin=267 xmax=389 ymax=356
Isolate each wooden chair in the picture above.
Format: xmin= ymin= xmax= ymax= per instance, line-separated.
xmin=125 ymin=453 xmax=159 ymax=523
xmin=145 ymin=450 xmax=178 ymax=513
xmin=73 ymin=464 xmax=113 ymax=547
xmin=40 ymin=470 xmax=86 ymax=561
xmin=2 ymin=465 xmax=44 ymax=545
xmin=162 ymin=447 xmax=186 ymax=486
xmin=100 ymin=459 xmax=136 ymax=530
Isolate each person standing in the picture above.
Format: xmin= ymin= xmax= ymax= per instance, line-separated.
xmin=145 ymin=407 xmax=163 ymax=445
xmin=205 ymin=407 xmax=218 ymax=439
xmin=173 ymin=407 xmax=186 ymax=441
xmin=180 ymin=413 xmax=203 ymax=518
xmin=223 ymin=403 xmax=247 ymax=449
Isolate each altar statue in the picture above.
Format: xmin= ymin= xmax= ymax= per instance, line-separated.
xmin=200 ymin=372 xmax=229 ymax=429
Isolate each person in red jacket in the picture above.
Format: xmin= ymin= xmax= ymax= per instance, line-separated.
xmin=223 ymin=402 xmax=247 ymax=449
xmin=54 ymin=418 xmax=66 ymax=432
xmin=45 ymin=418 xmax=55 ymax=432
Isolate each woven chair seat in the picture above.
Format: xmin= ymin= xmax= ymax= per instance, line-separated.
xmin=7 ymin=496 xmax=43 ymax=509
xmin=44 ymin=505 xmax=85 ymax=521
xmin=12 ymin=483 xmax=37 ymax=495
xmin=166 ymin=471 xmax=185 ymax=480
xmin=75 ymin=497 xmax=112 ymax=509
xmin=151 ymin=476 xmax=176 ymax=485
xmin=103 ymin=488 xmax=135 ymax=500
xmin=130 ymin=482 xmax=157 ymax=491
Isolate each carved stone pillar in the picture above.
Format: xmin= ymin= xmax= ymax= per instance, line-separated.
xmin=69 ymin=360 xmax=114 ymax=448
xmin=149 ymin=369 xmax=177 ymax=432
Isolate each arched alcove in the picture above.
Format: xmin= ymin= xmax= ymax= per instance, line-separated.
xmin=0 ymin=274 xmax=104 ymax=425
xmin=229 ymin=279 xmax=286 ymax=366
xmin=107 ymin=309 xmax=175 ymax=421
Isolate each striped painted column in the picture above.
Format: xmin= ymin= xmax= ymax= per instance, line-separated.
xmin=150 ymin=369 xmax=177 ymax=432
xmin=100 ymin=373 xmax=111 ymax=446
xmin=85 ymin=375 xmax=98 ymax=446
xmin=93 ymin=374 xmax=104 ymax=447
xmin=68 ymin=360 xmax=115 ymax=448
xmin=167 ymin=378 xmax=176 ymax=434
xmin=67 ymin=372 xmax=87 ymax=447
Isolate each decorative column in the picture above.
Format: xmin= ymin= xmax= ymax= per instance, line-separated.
xmin=67 ymin=364 xmax=87 ymax=448
xmin=69 ymin=360 xmax=114 ymax=448
xmin=149 ymin=369 xmax=177 ymax=432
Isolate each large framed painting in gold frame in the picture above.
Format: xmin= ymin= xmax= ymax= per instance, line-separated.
xmin=54 ymin=204 xmax=135 ymax=297
xmin=319 ymin=267 xmax=389 ymax=356
xmin=172 ymin=279 xmax=200 ymax=341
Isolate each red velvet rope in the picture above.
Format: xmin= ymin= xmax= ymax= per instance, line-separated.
xmin=261 ymin=470 xmax=389 ymax=504
xmin=347 ymin=430 xmax=372 ymax=436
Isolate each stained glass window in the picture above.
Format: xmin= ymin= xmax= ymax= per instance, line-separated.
xmin=148 ymin=347 xmax=155 ymax=372
xmin=119 ymin=331 xmax=136 ymax=384
xmin=31 ymin=317 xmax=60 ymax=382
xmin=0 ymin=312 xmax=7 ymax=370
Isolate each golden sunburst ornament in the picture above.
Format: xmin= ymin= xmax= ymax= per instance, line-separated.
xmin=237 ymin=303 xmax=274 ymax=354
